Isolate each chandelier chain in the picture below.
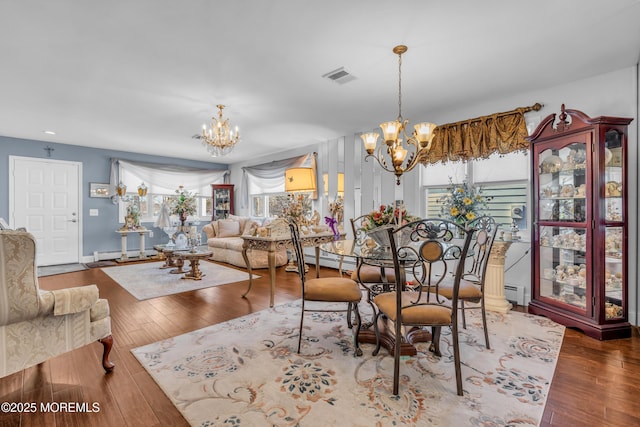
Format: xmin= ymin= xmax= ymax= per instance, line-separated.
xmin=397 ymin=51 xmax=403 ymax=122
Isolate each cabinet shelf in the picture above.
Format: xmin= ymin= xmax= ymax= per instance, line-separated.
xmin=529 ymin=105 xmax=632 ymax=340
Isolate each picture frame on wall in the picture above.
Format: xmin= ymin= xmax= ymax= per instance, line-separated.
xmin=90 ymin=183 xmax=110 ymax=198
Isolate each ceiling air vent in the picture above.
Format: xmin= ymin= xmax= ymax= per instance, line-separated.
xmin=322 ymin=67 xmax=356 ymax=85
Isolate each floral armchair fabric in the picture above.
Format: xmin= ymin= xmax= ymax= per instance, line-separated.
xmin=0 ymin=230 xmax=114 ymax=378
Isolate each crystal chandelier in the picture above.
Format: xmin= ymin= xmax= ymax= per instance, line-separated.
xmin=200 ymin=104 xmax=240 ymax=157
xmin=361 ymin=45 xmax=437 ymax=185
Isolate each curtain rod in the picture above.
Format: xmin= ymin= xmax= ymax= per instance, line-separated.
xmin=437 ymin=103 xmax=543 ymax=128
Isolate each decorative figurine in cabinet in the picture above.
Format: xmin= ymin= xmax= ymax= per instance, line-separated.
xmin=211 ymin=184 xmax=234 ymax=220
xmin=528 ymin=104 xmax=632 ymax=340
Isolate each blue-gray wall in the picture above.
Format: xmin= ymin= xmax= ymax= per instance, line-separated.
xmin=0 ymin=136 xmax=226 ymax=258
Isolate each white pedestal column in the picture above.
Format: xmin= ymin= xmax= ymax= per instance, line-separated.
xmin=138 ymin=231 xmax=147 ymax=259
xmin=119 ymin=233 xmax=128 ymax=261
xmin=484 ymin=240 xmax=513 ymax=313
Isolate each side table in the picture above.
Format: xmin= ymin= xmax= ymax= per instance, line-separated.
xmin=116 ymin=229 xmax=150 ymax=262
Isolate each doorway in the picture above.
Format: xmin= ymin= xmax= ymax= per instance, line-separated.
xmin=9 ymin=156 xmax=82 ymax=266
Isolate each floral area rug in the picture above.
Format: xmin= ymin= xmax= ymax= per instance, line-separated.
xmin=102 ymin=261 xmax=258 ymax=300
xmin=132 ymin=300 xmax=564 ymax=426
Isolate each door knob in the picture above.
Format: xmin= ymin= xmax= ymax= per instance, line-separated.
xmin=68 ymin=219 xmax=77 ymax=223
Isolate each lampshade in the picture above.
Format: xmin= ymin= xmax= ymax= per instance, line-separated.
xmin=285 ymin=167 xmax=317 ymax=192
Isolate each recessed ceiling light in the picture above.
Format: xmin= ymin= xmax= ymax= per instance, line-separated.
xmin=43 ymin=130 xmax=56 ymax=135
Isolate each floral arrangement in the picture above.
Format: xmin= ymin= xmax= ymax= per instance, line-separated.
xmin=438 ymin=179 xmax=491 ymax=225
xmin=361 ymin=204 xmax=419 ymax=232
xmin=324 ymin=196 xmax=344 ymax=239
xmin=283 ymin=193 xmax=307 ymax=222
xmin=328 ymin=196 xmax=343 ymax=221
xmin=170 ymin=186 xmax=197 ymax=217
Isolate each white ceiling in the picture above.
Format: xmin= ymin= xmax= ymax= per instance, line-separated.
xmin=1 ymin=0 xmax=639 ymax=165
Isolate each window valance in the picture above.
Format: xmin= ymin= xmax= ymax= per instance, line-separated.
xmin=240 ymin=153 xmax=316 ymax=208
xmin=419 ymin=103 xmax=542 ymax=164
xmin=110 ymin=159 xmax=228 ymax=195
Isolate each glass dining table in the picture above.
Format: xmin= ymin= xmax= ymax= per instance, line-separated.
xmin=320 ymin=238 xmax=442 ymax=357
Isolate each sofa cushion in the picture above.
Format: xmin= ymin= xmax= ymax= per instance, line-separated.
xmin=207 ymin=237 xmax=239 ymax=250
xmin=218 ymin=219 xmax=241 ymax=237
xmin=225 ymin=238 xmax=246 ymax=252
xmin=228 ymin=214 xmax=249 ymax=232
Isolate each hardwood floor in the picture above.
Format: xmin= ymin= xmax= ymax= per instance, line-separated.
xmin=1 ymin=261 xmax=639 ymax=426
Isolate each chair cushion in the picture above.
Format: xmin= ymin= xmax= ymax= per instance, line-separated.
xmin=304 ymin=277 xmax=362 ymax=303
xmin=427 ymin=278 xmax=483 ymax=300
xmin=351 ymin=265 xmax=396 ymax=283
xmin=373 ymin=291 xmax=452 ymax=325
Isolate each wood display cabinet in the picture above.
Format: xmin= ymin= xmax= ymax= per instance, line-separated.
xmin=529 ymin=105 xmax=632 ymax=340
xmin=211 ymin=184 xmax=234 ymax=220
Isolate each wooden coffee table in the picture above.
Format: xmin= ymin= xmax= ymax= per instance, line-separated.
xmin=174 ymin=250 xmax=213 ymax=280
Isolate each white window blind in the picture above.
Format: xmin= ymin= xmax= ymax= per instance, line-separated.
xmin=426 ymin=181 xmax=528 ymax=231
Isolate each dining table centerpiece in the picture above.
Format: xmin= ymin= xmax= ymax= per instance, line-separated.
xmin=438 ymin=179 xmax=492 ymax=227
xmin=362 ymin=204 xmax=419 ymax=248
xmin=171 ymin=186 xmax=197 ymax=226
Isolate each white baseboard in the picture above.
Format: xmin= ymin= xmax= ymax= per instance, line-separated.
xmin=82 ymin=250 xmax=158 ymax=263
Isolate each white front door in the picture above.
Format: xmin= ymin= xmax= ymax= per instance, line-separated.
xmin=9 ymin=156 xmax=82 ymax=266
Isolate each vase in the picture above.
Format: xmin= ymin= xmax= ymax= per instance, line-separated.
xmin=367 ymin=225 xmax=411 ymax=249
xmin=180 ymin=212 xmax=188 ymax=226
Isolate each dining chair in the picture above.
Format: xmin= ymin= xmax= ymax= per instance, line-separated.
xmin=289 ymin=220 xmax=363 ymax=357
xmin=429 ymin=216 xmax=499 ymax=349
xmin=349 ymin=214 xmax=396 ymax=285
xmin=372 ymin=218 xmax=474 ymax=396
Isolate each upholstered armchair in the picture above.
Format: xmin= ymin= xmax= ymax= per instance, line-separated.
xmin=0 ymin=230 xmax=114 ymax=378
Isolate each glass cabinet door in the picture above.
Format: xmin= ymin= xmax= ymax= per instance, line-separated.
xmin=538 ymin=226 xmax=588 ymax=313
xmin=604 ymin=129 xmax=623 ymax=221
xmin=604 ymin=227 xmax=623 ymax=320
xmin=212 ymin=185 xmax=233 ymax=220
xmin=538 ymin=142 xmax=588 ymax=222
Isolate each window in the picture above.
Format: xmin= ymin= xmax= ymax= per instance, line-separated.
xmin=250 ymin=193 xmax=313 ymax=218
xmin=423 ymin=152 xmax=530 ymax=235
xmin=425 ymin=182 xmax=527 ymax=231
xmin=114 ymin=160 xmax=226 ymax=224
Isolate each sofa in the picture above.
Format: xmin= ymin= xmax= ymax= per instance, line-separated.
xmin=0 ymin=230 xmax=114 ymax=378
xmin=202 ymin=215 xmax=288 ymax=269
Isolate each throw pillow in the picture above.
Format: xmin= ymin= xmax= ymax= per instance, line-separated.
xmin=242 ymin=220 xmax=260 ymax=236
xmin=217 ymin=220 xmax=241 ymax=237
xmin=228 ymin=214 xmax=250 ymax=232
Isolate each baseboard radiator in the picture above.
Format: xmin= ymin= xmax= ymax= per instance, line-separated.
xmin=505 ymin=283 xmax=526 ymax=306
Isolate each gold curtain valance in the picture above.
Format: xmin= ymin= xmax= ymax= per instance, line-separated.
xmin=419 ymin=103 xmax=542 ymax=165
